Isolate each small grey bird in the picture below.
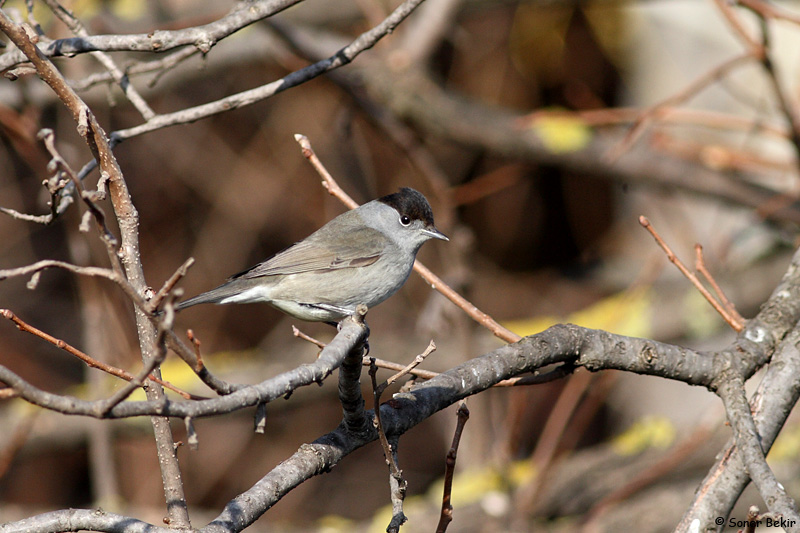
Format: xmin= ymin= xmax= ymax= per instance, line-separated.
xmin=176 ymin=188 xmax=448 ymax=322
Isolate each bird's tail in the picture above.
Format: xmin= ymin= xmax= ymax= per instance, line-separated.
xmin=175 ymin=283 xmax=238 ymax=311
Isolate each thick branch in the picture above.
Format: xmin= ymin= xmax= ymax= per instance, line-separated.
xmin=677 ymin=328 xmax=800 ymax=531
xmin=715 ymin=374 xmax=800 ymax=528
xmin=0 ymin=10 xmax=190 ymax=526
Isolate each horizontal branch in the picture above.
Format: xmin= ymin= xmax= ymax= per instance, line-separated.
xmin=0 ymin=259 xmax=117 ymax=282
xmin=0 ymin=508 xmax=164 ymax=533
xmin=0 ymin=312 xmax=369 ymax=419
xmin=0 ymin=0 xmax=302 ymax=71
xmin=11 ymin=228 xmax=800 ymax=421
xmin=0 ymin=309 xmax=198 ymax=400
xmin=0 ymin=259 xmax=146 ymax=309
xmin=0 ymin=321 xmax=754 ymax=418
xmin=109 ymin=0 xmax=426 ymax=142
xmin=6 ymin=244 xmax=800 ymax=532
xmin=7 ymin=248 xmax=800 ymax=531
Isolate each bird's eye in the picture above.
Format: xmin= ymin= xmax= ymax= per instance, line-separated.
xmin=399 ymin=215 xmax=411 ymax=226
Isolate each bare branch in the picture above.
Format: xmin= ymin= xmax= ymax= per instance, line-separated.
xmin=69 ymin=47 xmax=199 ymax=92
xmin=695 ymin=244 xmax=745 ymax=326
xmin=338 ymin=305 xmax=370 ymax=435
xmin=0 ymin=0 xmax=304 ymax=71
xmin=109 ymin=0 xmax=427 ymax=143
xmin=639 ymin=216 xmax=745 ymax=331
xmin=715 ymin=374 xmax=800 ymax=524
xmin=0 ymin=308 xmax=199 ymax=400
xmin=147 ymin=257 xmax=195 ymax=313
xmin=291 ymin=325 xmax=327 ymax=349
xmin=369 ymin=359 xmax=408 ymax=532
xmin=1 ymin=312 xmax=370 ymax=418
xmin=436 ymin=400 xmax=469 ymax=533
xmin=385 ymin=340 xmax=436 ymax=387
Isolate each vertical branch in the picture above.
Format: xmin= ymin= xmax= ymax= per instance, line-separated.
xmin=367 ymin=341 xmax=434 ymax=531
xmin=386 ymin=436 xmax=408 ymax=533
xmin=338 ymin=328 xmax=370 ymax=435
xmin=370 ymin=360 xmax=408 ymax=532
xmin=715 ymin=374 xmax=800 ymax=523
xmin=0 ymin=12 xmax=191 ymax=528
xmin=436 ymin=400 xmax=470 ymax=533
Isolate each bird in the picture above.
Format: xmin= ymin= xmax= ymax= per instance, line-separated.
xmin=176 ymin=187 xmax=448 ymax=323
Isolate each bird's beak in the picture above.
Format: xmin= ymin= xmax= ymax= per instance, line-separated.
xmin=422 ymin=227 xmax=449 ymax=241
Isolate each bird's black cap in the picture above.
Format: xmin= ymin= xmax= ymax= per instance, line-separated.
xmin=378 ymin=187 xmax=436 ymax=227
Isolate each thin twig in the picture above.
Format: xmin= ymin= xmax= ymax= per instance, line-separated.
xmin=0 ymin=205 xmax=62 ymax=224
xmin=99 ymin=297 xmax=179 ymax=414
xmin=639 ymin=216 xmax=745 ymax=332
xmin=745 ymin=506 xmax=761 ymax=533
xmin=110 ymin=0 xmax=428 ymax=143
xmin=186 ymin=329 xmax=205 ymax=372
xmin=384 ymin=340 xmax=436 ymax=387
xmin=147 ymin=257 xmax=195 ymax=312
xmin=291 ymin=325 xmax=568 ymax=384
xmin=370 ymin=357 xmax=572 ymax=386
xmin=0 ymin=0 xmax=300 ymax=71
xmin=69 ymin=47 xmax=199 ymax=91
xmin=369 ymin=360 xmax=400 ymax=473
xmin=291 ymin=325 xmax=327 ymax=349
xmin=294 ymin=134 xmax=521 ymax=344
xmin=694 ymin=244 xmax=745 ymax=326
xmin=38 ymin=128 xmax=121 ymax=260
xmin=436 ymin=400 xmax=470 ymax=533
xmin=0 ymin=388 xmax=19 ymax=400
xmin=369 ymin=359 xmax=408 ymax=532
xmin=386 ymin=436 xmax=408 ymax=533
xmin=166 ymin=329 xmax=246 ymax=395
xmin=0 ymin=258 xmax=147 ymax=311
xmin=0 ymin=10 xmax=193 ymax=526
xmin=367 ymin=340 xmax=436 ymax=531
xmin=711 ymin=0 xmax=762 ymax=53
xmin=364 ymin=356 xmax=439 ymax=380
xmin=0 ymin=308 xmax=200 ymax=400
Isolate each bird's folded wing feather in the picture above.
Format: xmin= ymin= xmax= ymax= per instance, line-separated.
xmin=232 ymin=225 xmax=388 ymax=279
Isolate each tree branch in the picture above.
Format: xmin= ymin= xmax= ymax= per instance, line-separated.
xmin=0 ymin=0 xmax=303 ymax=71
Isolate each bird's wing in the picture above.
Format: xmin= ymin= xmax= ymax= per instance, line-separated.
xmin=232 ymin=224 xmax=389 ymax=279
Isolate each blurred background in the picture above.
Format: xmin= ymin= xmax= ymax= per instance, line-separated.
xmin=2 ymin=0 xmax=800 ymax=531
